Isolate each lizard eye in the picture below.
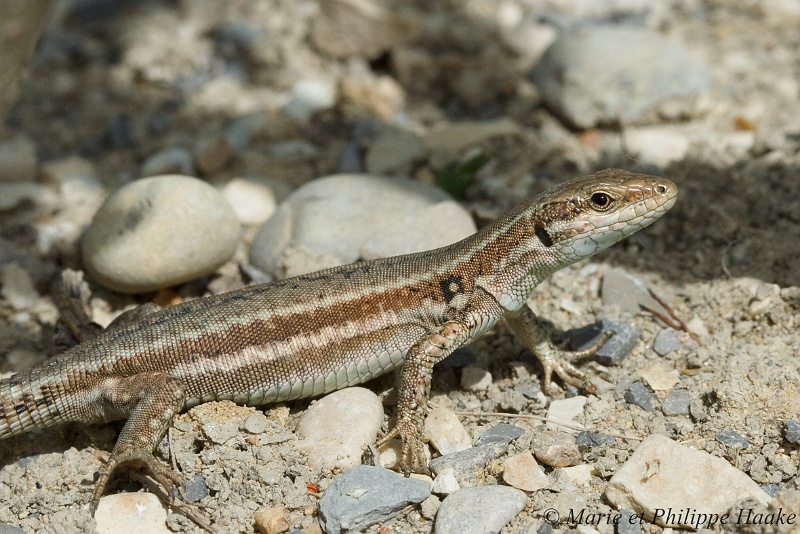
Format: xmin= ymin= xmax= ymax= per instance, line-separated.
xmin=589 ymin=191 xmax=614 ymax=211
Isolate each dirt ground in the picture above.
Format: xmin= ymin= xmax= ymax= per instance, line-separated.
xmin=0 ymin=1 xmax=799 ymax=533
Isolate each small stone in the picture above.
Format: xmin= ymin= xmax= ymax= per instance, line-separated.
xmin=221 ymin=178 xmax=277 ymax=225
xmin=624 ymin=382 xmax=657 ymax=413
xmin=563 ymin=318 xmax=640 ymax=366
xmin=576 ymin=431 xmax=616 ymax=450
xmin=785 ymin=420 xmax=800 ymax=443
xmin=365 ymin=127 xmax=425 ymax=174
xmin=617 ymin=509 xmax=642 ymax=534
xmin=282 ymin=78 xmax=336 ymax=122
xmin=82 ymin=175 xmax=240 ymax=293
xmin=531 ymin=26 xmax=710 ymax=128
xmin=424 ymin=118 xmax=520 ymax=165
xmin=430 ymin=470 xmax=460 ymax=495
xmin=202 ymin=421 xmax=238 ymax=444
xmin=605 ymin=435 xmax=769 ymax=528
xmin=475 ymin=424 xmax=524 ymax=447
xmin=622 ymin=128 xmax=690 ymax=167
xmin=0 ymin=263 xmax=38 ymax=310
xmin=242 ymin=413 xmax=269 ymax=434
xmin=461 ymin=366 xmax=493 ymax=392
xmin=546 ymin=396 xmax=587 ymax=432
xmin=601 ymin=268 xmax=671 ymax=316
xmin=434 ymin=486 xmax=527 ymax=534
xmin=183 ymin=474 xmax=209 ymax=503
xmin=715 ymin=429 xmax=749 ymax=449
xmin=502 ymin=451 xmax=549 ymax=492
xmin=639 ymin=362 xmax=680 ymax=391
xmin=0 ymin=523 xmax=25 ymax=534
xmin=420 ymin=495 xmax=441 ymax=520
xmin=0 ymin=135 xmax=36 ymax=182
xmin=295 ymin=387 xmax=384 ymax=470
xmin=424 ymin=407 xmax=472 ymax=455
xmin=429 ymin=442 xmax=508 ymax=486
xmin=140 ymin=146 xmax=195 ymax=177
xmin=0 ymin=183 xmax=57 ymax=211
xmin=94 ymin=493 xmax=169 ymax=534
xmin=253 ymin=505 xmax=291 ymax=534
xmin=661 ymin=389 xmax=692 ymax=416
xmin=532 ymin=430 xmax=581 ymax=468
xmin=195 ymin=136 xmax=235 ymax=175
xmin=250 ymin=175 xmax=472 ymax=278
xmin=318 ymin=465 xmax=430 ymax=534
xmin=653 ymin=328 xmax=682 ymax=356
xmin=561 ymin=464 xmax=595 ymax=486
xmin=760 ymin=484 xmax=780 ymax=498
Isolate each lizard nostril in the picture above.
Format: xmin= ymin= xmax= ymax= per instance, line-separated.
xmin=655 ymin=184 xmax=668 ymax=194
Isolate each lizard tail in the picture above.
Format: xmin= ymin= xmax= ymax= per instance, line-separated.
xmin=0 ymin=373 xmax=64 ymax=439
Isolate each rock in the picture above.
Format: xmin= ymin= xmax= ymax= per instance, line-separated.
xmin=546 ymin=396 xmax=587 ymax=432
xmin=140 ymin=146 xmax=195 ymax=177
xmin=365 ymin=127 xmax=425 ymax=174
xmin=253 ymin=505 xmax=291 ymax=534
xmin=281 ymin=78 xmax=336 ymax=122
xmin=310 ymin=0 xmax=411 ymax=59
xmin=475 ymin=424 xmax=524 ymax=447
xmin=624 ymin=381 xmax=657 ymax=413
xmin=434 ymin=486 xmax=527 ymax=534
xmin=716 ymin=429 xmax=749 ymax=449
xmin=622 ymin=127 xmax=690 ymax=167
xmin=661 ymin=389 xmax=692 ymax=416
xmin=653 ymin=328 xmax=682 ymax=356
xmin=460 ymin=366 xmax=493 ymax=392
xmin=502 ymin=451 xmax=549 ymax=492
xmin=94 ymin=493 xmax=169 ymax=534
xmin=250 ymin=174 xmax=475 ymax=278
xmin=295 ymin=387 xmax=383 ymax=470
xmin=424 ymin=118 xmax=520 ymax=165
xmin=424 ymin=407 xmax=472 ymax=456
xmin=563 ymin=318 xmax=640 ymax=366
xmin=639 ymin=361 xmax=680 ymax=391
xmin=82 ymin=175 xmax=240 ymax=293
xmin=605 ymin=435 xmax=770 ymax=528
xmin=0 ymin=523 xmax=25 ymax=534
xmin=183 ymin=474 xmax=209 ymax=503
xmin=0 ymin=182 xmax=57 ymax=211
xmin=0 ymin=135 xmax=36 ymax=182
xmin=561 ymin=464 xmax=595 ymax=487
xmin=532 ymin=430 xmax=581 ymax=468
xmin=576 ymin=432 xmax=616 ymax=451
xmin=318 ymin=465 xmax=430 ymax=534
xmin=0 ymin=263 xmax=38 ymax=310
xmin=430 ymin=470 xmax=460 ymax=495
xmin=242 ymin=413 xmax=269 ymax=434
xmin=601 ymin=268 xmax=670 ymax=316
xmin=194 ymin=136 xmax=235 ymax=175
xmin=429 ymin=442 xmax=508 ymax=486
xmin=785 ymin=420 xmax=800 ymax=443
xmin=221 ymin=178 xmax=277 ymax=225
xmin=531 ymin=26 xmax=710 ymax=128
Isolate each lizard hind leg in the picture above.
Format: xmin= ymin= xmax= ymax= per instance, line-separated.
xmin=89 ymin=373 xmax=187 ymax=514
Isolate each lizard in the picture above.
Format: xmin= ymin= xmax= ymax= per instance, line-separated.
xmin=0 ymin=168 xmax=677 ymax=514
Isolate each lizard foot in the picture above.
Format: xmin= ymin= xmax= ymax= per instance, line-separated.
xmin=375 ymin=421 xmax=430 ymax=476
xmin=540 ymin=330 xmax=615 ymax=393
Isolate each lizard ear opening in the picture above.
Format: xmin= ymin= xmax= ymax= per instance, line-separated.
xmin=534 ymin=222 xmax=553 ymax=247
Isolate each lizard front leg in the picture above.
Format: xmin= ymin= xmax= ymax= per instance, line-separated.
xmin=375 ymin=321 xmax=470 ymax=475
xmin=90 ymin=372 xmax=187 ymax=513
xmin=505 ymin=305 xmax=612 ymax=392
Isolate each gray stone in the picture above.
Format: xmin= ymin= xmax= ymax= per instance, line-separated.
xmin=183 ymin=474 xmax=209 ymax=503
xmin=140 ymin=146 xmax=195 ymax=177
xmin=531 ymin=26 xmax=710 ymax=128
xmin=0 ymin=135 xmax=36 ymax=182
xmin=0 ymin=523 xmax=26 ymax=534
xmin=250 ymin=174 xmax=475 ymax=278
xmin=601 ymin=267 xmax=671 ymax=317
xmin=716 ymin=429 xmax=749 ymax=449
xmin=624 ymin=382 xmax=657 ymax=413
xmin=617 ymin=509 xmax=641 ymax=534
xmin=282 ymin=78 xmax=336 ymax=122
xmin=318 ymin=465 xmax=430 ymax=534
xmin=475 ymin=424 xmax=524 ymax=447
xmin=653 ymin=328 xmax=682 ymax=356
xmin=429 ymin=442 xmax=508 ymax=486
xmin=761 ymin=483 xmax=780 ymax=498
xmin=0 ymin=183 xmax=57 ymax=211
xmin=564 ymin=318 xmax=640 ymax=366
xmin=785 ymin=420 xmax=800 ymax=443
xmin=82 ymin=175 xmax=240 ymax=293
xmin=532 ymin=430 xmax=581 ymax=467
xmin=434 ymin=486 xmax=527 ymax=534
xmin=366 ymin=127 xmax=425 ymax=174
xmin=662 ymin=389 xmax=692 ymax=416
xmin=576 ymin=431 xmax=616 ymax=450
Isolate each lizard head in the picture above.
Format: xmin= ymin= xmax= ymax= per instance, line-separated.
xmin=530 ymin=169 xmax=678 ymax=263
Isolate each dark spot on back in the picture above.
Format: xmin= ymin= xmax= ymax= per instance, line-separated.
xmin=439 ymin=275 xmax=465 ymax=303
